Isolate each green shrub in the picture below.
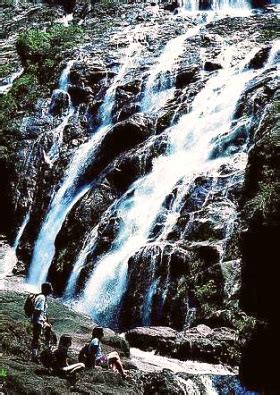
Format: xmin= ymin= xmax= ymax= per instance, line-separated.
xmin=16 ymin=25 xmax=84 ymax=81
xmin=246 ymin=180 xmax=279 ymax=217
xmin=0 ymin=73 xmax=40 ymax=137
xmin=0 ymin=25 xmax=84 ymax=140
xmin=0 ymin=64 xmax=13 ymax=79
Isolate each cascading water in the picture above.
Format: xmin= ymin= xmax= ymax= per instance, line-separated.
xmin=141 ymin=26 xmax=201 ymax=112
xmin=0 ymin=68 xmax=24 ymax=95
xmin=0 ymin=211 xmax=30 ymax=285
xmin=27 ymin=28 xmax=144 ymax=288
xmin=44 ymin=60 xmax=75 ymax=166
xmin=76 ymin=42 xmax=277 ymax=327
xmin=141 ymin=0 xmax=252 ymax=115
xmin=182 ymin=0 xmax=251 ymax=14
xmin=63 ymin=227 xmax=98 ymax=300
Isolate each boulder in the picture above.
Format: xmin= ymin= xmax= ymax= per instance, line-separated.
xmin=246 ymin=46 xmax=272 ymax=70
xmin=49 ymin=89 xmax=70 ymax=116
xmin=203 ymin=61 xmax=222 ymax=72
xmin=98 ymin=113 xmax=155 ymax=161
xmin=175 ymin=65 xmax=200 ymax=89
xmin=126 ymin=325 xmax=240 ymax=365
xmin=125 ymin=326 xmax=178 ymax=351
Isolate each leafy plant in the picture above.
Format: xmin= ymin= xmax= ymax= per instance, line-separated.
xmin=246 ymin=179 xmax=279 ymax=217
xmin=16 ymin=25 xmax=84 ymax=81
xmin=0 ymin=64 xmax=13 ymax=79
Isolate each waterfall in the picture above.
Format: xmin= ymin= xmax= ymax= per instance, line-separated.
xmin=13 ymin=211 xmax=31 ymax=250
xmin=58 ymin=60 xmax=75 ymax=92
xmin=141 ymin=25 xmax=201 ymax=113
xmin=130 ymin=347 xmax=235 ymax=375
xmin=76 ymin=42 xmax=277 ymax=326
xmin=44 ymin=60 xmax=75 ymax=166
xmin=0 ymin=211 xmax=30 ymax=284
xmin=27 ymin=28 xmax=144 ymax=287
xmin=182 ymin=0 xmax=251 ymax=13
xmin=0 ymin=68 xmax=24 ymax=95
xmin=63 ymin=227 xmax=98 ymax=300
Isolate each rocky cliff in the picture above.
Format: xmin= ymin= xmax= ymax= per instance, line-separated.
xmin=0 ymin=0 xmax=279 ymax=392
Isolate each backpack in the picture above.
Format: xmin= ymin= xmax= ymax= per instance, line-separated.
xmin=24 ymin=293 xmax=37 ymax=318
xmin=40 ymin=347 xmax=56 ymax=369
xmin=78 ymin=343 xmax=90 ymax=364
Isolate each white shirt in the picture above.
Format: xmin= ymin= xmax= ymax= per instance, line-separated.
xmin=89 ymin=338 xmax=102 ymax=360
xmin=33 ymin=294 xmax=47 ymax=325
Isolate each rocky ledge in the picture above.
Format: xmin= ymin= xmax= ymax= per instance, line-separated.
xmin=126 ymin=324 xmax=240 ymax=365
xmin=1 ymin=290 xmax=247 ymax=394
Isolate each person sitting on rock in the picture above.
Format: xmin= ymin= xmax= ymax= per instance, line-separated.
xmin=53 ymin=334 xmax=85 ymax=379
xmin=79 ymin=327 xmax=126 ymax=379
xmin=31 ymin=282 xmax=54 ymax=362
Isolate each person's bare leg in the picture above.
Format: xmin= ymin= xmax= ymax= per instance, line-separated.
xmin=115 ymin=359 xmax=126 ymax=379
xmin=110 ymin=360 xmax=117 ymax=372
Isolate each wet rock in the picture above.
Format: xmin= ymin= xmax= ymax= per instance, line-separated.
xmin=69 ymin=60 xmax=112 ymax=93
xmin=246 ymin=46 xmax=272 ymax=70
xmin=98 ymin=113 xmax=155 ymax=161
xmin=49 ymin=89 xmax=70 ymax=116
xmin=121 ymin=243 xmax=192 ymax=330
xmin=126 ymin=327 xmax=178 ymax=351
xmin=12 ymin=260 xmax=26 ymax=275
xmin=175 ymin=65 xmax=200 ymax=89
xmin=113 ymin=80 xmax=142 ymax=122
xmin=203 ymin=61 xmax=222 ymax=72
xmin=126 ymin=325 xmax=240 ymax=365
xmin=68 ymin=84 xmax=93 ymax=104
xmin=163 ymin=1 xmax=180 ymax=12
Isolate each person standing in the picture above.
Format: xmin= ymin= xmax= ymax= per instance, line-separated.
xmin=31 ymin=282 xmax=53 ymax=362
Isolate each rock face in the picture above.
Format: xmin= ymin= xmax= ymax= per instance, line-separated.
xmin=1 ymin=290 xmax=241 ymax=394
xmin=0 ymin=2 xmax=279 ymax=392
xmin=126 ymin=325 xmax=241 ymax=365
xmin=238 ymin=73 xmax=280 ymax=391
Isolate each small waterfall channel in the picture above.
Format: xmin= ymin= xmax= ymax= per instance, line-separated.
xmin=43 ymin=60 xmax=75 ymax=166
xmin=0 ymin=211 xmax=30 ymax=286
xmin=0 ymin=68 xmax=24 ymax=95
xmin=27 ymin=27 xmax=144 ymax=287
xmin=75 ymin=41 xmax=278 ymax=326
